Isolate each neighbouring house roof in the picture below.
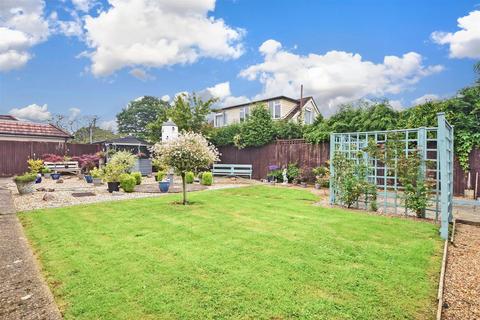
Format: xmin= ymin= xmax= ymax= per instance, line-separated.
xmin=0 ymin=118 xmax=72 ymax=139
xmin=284 ymin=96 xmax=317 ymax=120
xmin=0 ymin=115 xmax=18 ymax=121
xmin=216 ymin=95 xmax=303 ymax=111
xmin=98 ymin=135 xmax=151 ymax=146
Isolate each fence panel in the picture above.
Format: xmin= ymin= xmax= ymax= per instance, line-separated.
xmin=0 ymin=141 xmax=101 ymax=176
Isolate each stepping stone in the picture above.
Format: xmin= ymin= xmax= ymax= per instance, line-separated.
xmin=71 ymin=192 xmax=96 ymax=197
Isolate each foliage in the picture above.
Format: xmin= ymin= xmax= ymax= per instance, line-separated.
xmin=41 ymin=167 xmax=51 ymax=174
xmin=156 ymin=170 xmax=167 ymax=181
xmin=117 ymin=96 xmax=169 ymax=140
xmin=41 ymin=153 xmax=64 ymax=163
xmin=234 ymin=104 xmax=276 ymax=148
xmin=72 ymin=126 xmax=119 ymax=144
xmin=274 ymin=120 xmax=304 ymax=140
xmin=200 ymin=171 xmax=213 ymax=186
xmin=71 ymin=154 xmax=100 ymax=173
xmin=332 ymin=152 xmax=376 ymax=209
xmin=19 ymin=186 xmax=442 ymax=320
xmin=119 ymin=174 xmax=136 ymax=193
xmin=14 ymin=172 xmax=37 ymax=183
xmin=286 ymin=163 xmax=300 ymax=183
xmin=152 ymin=132 xmax=219 ymax=204
xmin=27 ymin=159 xmax=44 ymax=174
xmin=209 ymin=123 xmax=242 ymax=146
xmin=167 ymin=93 xmax=216 ymax=135
xmin=108 ymin=151 xmax=136 ymax=173
xmin=101 ymin=163 xmax=125 ymax=182
xmin=131 ymin=172 xmax=142 ymax=185
xmin=90 ymin=167 xmax=102 ymax=178
xmin=185 ymin=171 xmax=195 ymax=184
xmin=312 ymin=165 xmax=330 ymax=187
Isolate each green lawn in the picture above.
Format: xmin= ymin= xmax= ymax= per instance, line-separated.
xmin=19 ymin=186 xmax=442 ymax=320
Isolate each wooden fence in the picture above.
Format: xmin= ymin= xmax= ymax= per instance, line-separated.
xmin=218 ymin=140 xmax=480 ymax=197
xmin=0 ymin=141 xmax=101 ymax=176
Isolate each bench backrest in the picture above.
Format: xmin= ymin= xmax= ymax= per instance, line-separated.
xmin=212 ymin=164 xmax=252 ymax=176
xmin=44 ymin=161 xmax=80 ymax=169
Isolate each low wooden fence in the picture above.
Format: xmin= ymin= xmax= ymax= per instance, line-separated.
xmin=218 ymin=140 xmax=480 ymax=198
xmin=0 ymin=141 xmax=101 ymax=176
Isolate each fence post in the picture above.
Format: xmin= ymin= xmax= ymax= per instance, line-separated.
xmin=438 ymin=113 xmax=449 ymax=240
xmin=329 ymin=133 xmax=335 ymax=205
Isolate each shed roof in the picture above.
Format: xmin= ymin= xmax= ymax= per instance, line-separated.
xmin=98 ymin=135 xmax=151 ymax=145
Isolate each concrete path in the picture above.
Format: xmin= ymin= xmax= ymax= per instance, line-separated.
xmin=0 ymin=183 xmax=62 ymax=320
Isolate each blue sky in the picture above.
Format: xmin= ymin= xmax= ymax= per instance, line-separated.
xmin=1 ymin=0 xmax=479 ymax=130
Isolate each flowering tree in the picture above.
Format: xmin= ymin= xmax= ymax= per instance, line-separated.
xmin=152 ymin=132 xmax=219 ymax=205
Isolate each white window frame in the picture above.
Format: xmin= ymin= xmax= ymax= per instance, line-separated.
xmin=214 ymin=113 xmax=224 ymax=127
xmin=304 ymin=107 xmax=313 ymax=125
xmin=271 ymin=100 xmax=281 ymax=119
xmin=239 ymin=106 xmax=249 ymax=122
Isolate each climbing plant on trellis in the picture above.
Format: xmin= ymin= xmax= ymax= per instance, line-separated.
xmin=329 ymin=113 xmax=453 ymax=239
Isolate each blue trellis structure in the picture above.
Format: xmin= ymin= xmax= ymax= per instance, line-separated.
xmin=329 ymin=113 xmax=454 ymax=239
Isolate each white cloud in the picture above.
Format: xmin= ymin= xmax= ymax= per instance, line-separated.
xmin=206 ymin=81 xmax=231 ymax=99
xmin=239 ymin=39 xmax=443 ymax=114
xmin=161 ymin=95 xmax=170 ymax=102
xmin=83 ymin=0 xmax=244 ymax=76
xmin=0 ymin=0 xmax=50 ymax=71
xmin=9 ymin=103 xmax=51 ymax=121
xmin=411 ymin=94 xmax=440 ymax=106
xmin=68 ymin=107 xmax=81 ymax=121
xmin=129 ymin=68 xmax=155 ymax=81
xmin=71 ymin=0 xmax=95 ymax=12
xmin=432 ymin=10 xmax=480 ymax=59
xmin=99 ymin=119 xmax=118 ymax=133
xmin=389 ymin=99 xmax=404 ymax=110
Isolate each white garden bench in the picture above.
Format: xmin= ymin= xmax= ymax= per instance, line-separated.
xmin=44 ymin=161 xmax=80 ymax=174
xmin=212 ymin=164 xmax=252 ymax=179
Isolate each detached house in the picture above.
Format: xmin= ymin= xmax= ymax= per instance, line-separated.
xmin=213 ymin=96 xmax=320 ymax=127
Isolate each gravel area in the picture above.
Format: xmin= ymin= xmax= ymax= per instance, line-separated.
xmin=7 ymin=175 xmax=252 ymax=212
xmin=443 ymin=223 xmax=480 ymax=320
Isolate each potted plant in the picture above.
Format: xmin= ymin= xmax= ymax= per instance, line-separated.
xmin=102 ymin=163 xmax=123 ymax=193
xmin=155 ymin=170 xmax=166 ymax=182
xmin=51 ymin=172 xmax=61 ymax=180
xmin=13 ymin=173 xmax=37 ymax=195
xmin=158 ymin=179 xmax=170 ymax=193
xmin=267 ymin=165 xmax=280 ymax=182
xmin=312 ymin=165 xmax=329 ymax=189
xmin=90 ymin=167 xmax=103 ymax=186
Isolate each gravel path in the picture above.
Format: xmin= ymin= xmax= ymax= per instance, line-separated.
xmin=443 ymin=223 xmax=480 ymax=319
xmin=0 ymin=213 xmax=62 ymax=320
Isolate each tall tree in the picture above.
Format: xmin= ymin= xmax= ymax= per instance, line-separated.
xmin=168 ymin=93 xmax=216 ymax=133
xmin=116 ymin=96 xmax=169 ymax=140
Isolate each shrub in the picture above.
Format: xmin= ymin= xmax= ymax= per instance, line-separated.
xmin=102 ymin=163 xmax=124 ymax=182
xmin=286 ymin=163 xmax=300 ymax=183
xmin=274 ymin=120 xmax=304 ymax=140
xmin=13 ymin=172 xmax=37 ymax=183
xmin=41 ymin=153 xmax=63 ymax=162
xmin=108 ymin=151 xmax=136 ymax=173
xmin=27 ymin=159 xmax=44 ymax=174
xmin=41 ymin=167 xmax=51 ymax=174
xmin=131 ymin=172 xmax=142 ymax=185
xmin=90 ymin=167 xmax=102 ymax=178
xmin=71 ymin=154 xmax=100 ymax=173
xmin=201 ymin=172 xmax=213 ymax=186
xmin=185 ymin=171 xmax=195 ymax=184
xmin=156 ymin=170 xmax=166 ymax=181
xmin=209 ymin=123 xmax=242 ymax=146
xmin=234 ymin=104 xmax=276 ymax=148
xmin=119 ymin=174 xmax=136 ymax=193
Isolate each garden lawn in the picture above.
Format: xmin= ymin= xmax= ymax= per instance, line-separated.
xmin=19 ymin=186 xmax=442 ymax=320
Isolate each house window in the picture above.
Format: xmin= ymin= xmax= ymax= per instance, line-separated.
xmin=304 ymin=108 xmax=313 ymax=124
xmin=269 ymin=100 xmax=281 ymax=119
xmin=214 ymin=113 xmax=224 ymax=127
xmin=239 ymin=107 xmax=249 ymax=122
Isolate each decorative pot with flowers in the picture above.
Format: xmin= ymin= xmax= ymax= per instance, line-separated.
xmin=266 ymin=164 xmax=280 ymax=182
xmin=90 ymin=167 xmax=103 ymax=185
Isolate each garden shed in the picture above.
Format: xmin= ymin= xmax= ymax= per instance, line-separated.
xmin=99 ymin=136 xmax=152 ymax=176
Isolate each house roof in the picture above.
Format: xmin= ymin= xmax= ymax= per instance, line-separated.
xmin=0 ymin=118 xmax=72 ymax=138
xmin=0 ymin=115 xmax=18 ymax=121
xmin=217 ymin=95 xmax=302 ymax=111
xmin=98 ymin=135 xmax=151 ymax=146
xmin=284 ymin=96 xmax=315 ymax=120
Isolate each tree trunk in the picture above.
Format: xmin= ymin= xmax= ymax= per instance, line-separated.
xmin=181 ymin=172 xmax=187 ymax=205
